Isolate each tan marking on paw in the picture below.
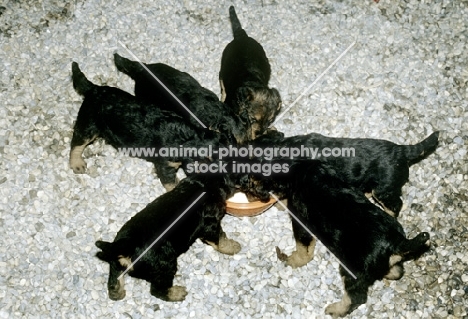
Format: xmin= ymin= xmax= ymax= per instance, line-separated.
xmin=217 ymin=237 xmax=241 ymax=255
xmin=384 ymin=264 xmax=403 ymax=280
xmin=285 ymin=238 xmax=316 ymax=268
xmin=167 ymin=285 xmax=187 ymax=301
xmin=206 ymin=232 xmax=241 ymax=255
xmin=69 ymin=145 xmax=88 ymax=173
xmin=325 ymin=291 xmax=352 ymax=318
xmin=219 ymin=79 xmax=226 ymax=102
xmin=109 ymin=275 xmax=126 ymax=300
xmin=69 ymin=136 xmax=97 ymax=174
xmin=389 ymin=254 xmax=403 ymax=267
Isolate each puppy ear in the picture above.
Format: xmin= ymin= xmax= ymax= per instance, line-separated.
xmin=237 ymin=86 xmax=255 ymax=103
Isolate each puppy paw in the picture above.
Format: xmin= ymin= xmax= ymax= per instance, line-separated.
xmin=325 ymin=293 xmax=352 ymax=318
xmin=286 ymin=249 xmax=313 ymax=268
xmin=167 ymin=285 xmax=187 ymax=302
xmin=217 ymin=238 xmax=241 ymax=255
xmin=70 ymin=157 xmax=87 ymax=174
xmin=281 ymin=239 xmax=316 ymax=268
xmin=108 ymin=289 xmax=126 ymax=300
xmin=276 ymin=247 xmax=307 ymax=267
xmin=325 ymin=302 xmax=348 ymax=318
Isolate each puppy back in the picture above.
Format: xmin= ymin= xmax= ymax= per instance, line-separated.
xmin=229 ymin=6 xmax=247 ymax=39
xmin=71 ymin=62 xmax=95 ymax=96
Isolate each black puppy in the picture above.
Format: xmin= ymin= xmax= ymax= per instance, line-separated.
xmin=219 ymin=6 xmax=282 ymax=136
xmin=252 ymin=130 xmax=439 ymax=217
xmin=241 ymin=161 xmax=430 ymax=317
xmin=69 ymin=62 xmax=222 ymax=191
xmin=113 ymin=53 xmax=254 ymax=144
xmin=95 ymin=173 xmax=241 ymax=301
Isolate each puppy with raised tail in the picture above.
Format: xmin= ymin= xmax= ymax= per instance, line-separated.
xmin=113 ymin=53 xmax=254 ymax=143
xmin=253 ymin=130 xmax=440 ymax=217
xmin=69 ymin=62 xmax=222 ymax=191
xmin=219 ymin=6 xmax=282 ymax=136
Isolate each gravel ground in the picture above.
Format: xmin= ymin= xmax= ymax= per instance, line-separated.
xmin=0 ymin=0 xmax=467 ymax=318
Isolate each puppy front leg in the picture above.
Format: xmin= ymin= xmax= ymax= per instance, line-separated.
xmin=276 ymin=237 xmax=316 ymax=268
xmin=277 ymin=219 xmax=316 ymax=268
xmin=149 ymin=267 xmax=187 ymax=302
xmin=202 ymin=224 xmax=241 ymax=255
xmin=205 ymin=229 xmax=241 ymax=255
xmin=212 ymin=229 xmax=241 ymax=255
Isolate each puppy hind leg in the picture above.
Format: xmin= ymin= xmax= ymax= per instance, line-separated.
xmin=150 ymin=283 xmax=188 ymax=302
xmin=107 ymin=262 xmax=126 ymax=300
xmin=325 ymin=290 xmax=352 ymax=318
xmin=69 ymin=135 xmax=97 ymax=174
xmin=281 ymin=219 xmax=316 ymax=268
xmin=384 ymin=263 xmax=404 ymax=280
xmin=149 ymin=265 xmax=187 ymax=302
xmin=325 ymin=274 xmax=369 ymax=318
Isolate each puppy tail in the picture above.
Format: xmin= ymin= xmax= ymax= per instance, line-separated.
xmin=71 ymin=62 xmax=95 ymax=96
xmin=396 ymin=232 xmax=431 ymax=261
xmin=229 ymin=6 xmax=247 ymax=39
xmin=113 ymin=53 xmax=144 ymax=79
xmin=404 ymin=131 xmax=439 ymax=166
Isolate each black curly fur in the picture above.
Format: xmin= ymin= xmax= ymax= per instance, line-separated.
xmin=240 ymin=160 xmax=430 ymax=317
xmin=113 ymin=53 xmax=254 ymax=144
xmin=95 ymin=173 xmax=238 ymax=302
xmin=252 ymin=130 xmax=439 ymax=216
xmin=70 ymin=62 xmax=224 ymax=190
xmin=219 ymin=6 xmax=282 ymax=136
